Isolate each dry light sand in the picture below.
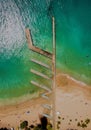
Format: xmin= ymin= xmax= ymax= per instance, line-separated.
xmin=0 ymin=72 xmax=91 ymax=130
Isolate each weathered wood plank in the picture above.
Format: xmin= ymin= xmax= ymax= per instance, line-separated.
xmin=31 ymin=58 xmax=51 ymax=69
xmin=31 ymin=80 xmax=52 ymax=92
xmin=30 ymin=69 xmax=51 ymax=80
xmin=25 ymin=28 xmax=52 ymax=59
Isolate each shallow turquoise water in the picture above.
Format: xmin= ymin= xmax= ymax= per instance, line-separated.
xmin=0 ymin=0 xmax=91 ymax=99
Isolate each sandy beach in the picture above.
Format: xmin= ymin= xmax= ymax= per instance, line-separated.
xmin=0 ymin=72 xmax=91 ymax=130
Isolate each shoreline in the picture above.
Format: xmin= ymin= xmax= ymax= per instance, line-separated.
xmin=0 ymin=71 xmax=91 ymax=106
xmin=0 ymin=72 xmax=91 ymax=129
xmin=0 ymin=91 xmax=40 ymax=106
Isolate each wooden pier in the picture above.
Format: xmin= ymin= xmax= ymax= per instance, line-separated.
xmin=25 ymin=17 xmax=56 ymax=130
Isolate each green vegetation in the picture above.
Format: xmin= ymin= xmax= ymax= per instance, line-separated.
xmin=56 ymin=115 xmax=62 ymax=130
xmin=77 ymin=118 xmax=90 ymax=129
xmin=20 ymin=120 xmax=30 ymax=130
xmin=19 ymin=117 xmax=90 ymax=130
xmin=75 ymin=118 xmax=77 ymax=121
xmin=56 ymin=115 xmax=91 ymax=130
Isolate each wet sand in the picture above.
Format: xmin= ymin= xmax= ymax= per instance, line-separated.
xmin=0 ymin=72 xmax=91 ymax=130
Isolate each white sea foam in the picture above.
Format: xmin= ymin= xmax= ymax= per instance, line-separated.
xmin=0 ymin=0 xmax=25 ymax=58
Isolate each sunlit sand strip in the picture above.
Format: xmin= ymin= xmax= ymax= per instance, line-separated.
xmin=56 ymin=73 xmax=86 ymax=86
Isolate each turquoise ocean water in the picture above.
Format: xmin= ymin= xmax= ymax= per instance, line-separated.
xmin=0 ymin=0 xmax=91 ymax=100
